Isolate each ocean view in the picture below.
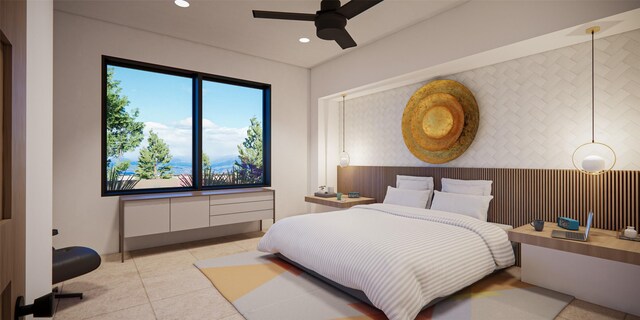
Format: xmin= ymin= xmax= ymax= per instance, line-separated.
xmin=122 ymin=157 xmax=237 ymax=176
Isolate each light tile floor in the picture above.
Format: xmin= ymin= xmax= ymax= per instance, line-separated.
xmin=53 ymin=232 xmax=638 ymax=320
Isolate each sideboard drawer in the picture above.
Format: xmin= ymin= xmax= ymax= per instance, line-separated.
xmin=209 ymin=192 xmax=273 ymax=205
xmin=210 ymin=210 xmax=273 ymax=227
xmin=210 ymin=200 xmax=273 ymax=216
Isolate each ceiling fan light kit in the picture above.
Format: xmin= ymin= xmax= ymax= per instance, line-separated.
xmin=252 ymin=0 xmax=383 ymax=49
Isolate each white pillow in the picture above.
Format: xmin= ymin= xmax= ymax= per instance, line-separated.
xmin=441 ymin=178 xmax=492 ymax=196
xmin=383 ymin=186 xmax=431 ymax=209
xmin=442 ymin=183 xmax=486 ymax=196
xmin=430 ymin=191 xmax=493 ymax=221
xmin=396 ymin=175 xmax=434 ymax=190
xmin=396 ymin=175 xmax=434 ymax=208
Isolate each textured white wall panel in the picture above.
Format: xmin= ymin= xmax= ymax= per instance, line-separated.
xmin=343 ymin=29 xmax=640 ymax=170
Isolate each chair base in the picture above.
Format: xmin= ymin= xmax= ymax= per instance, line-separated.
xmin=52 ymin=287 xmax=83 ymax=300
xmin=55 ymin=292 xmax=83 ymax=300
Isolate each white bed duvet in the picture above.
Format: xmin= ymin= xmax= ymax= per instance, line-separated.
xmin=258 ymin=203 xmax=515 ymax=320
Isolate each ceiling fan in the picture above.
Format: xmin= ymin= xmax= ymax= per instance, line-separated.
xmin=252 ymin=0 xmax=384 ymax=49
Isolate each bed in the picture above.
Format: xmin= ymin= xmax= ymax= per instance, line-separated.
xmin=257 ymin=203 xmax=515 ymax=320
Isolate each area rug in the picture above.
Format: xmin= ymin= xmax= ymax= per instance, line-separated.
xmin=195 ymin=251 xmax=573 ymax=320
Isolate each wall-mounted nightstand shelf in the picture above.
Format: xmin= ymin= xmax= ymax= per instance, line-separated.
xmin=509 ymin=222 xmax=640 ymax=316
xmin=304 ymin=195 xmax=375 ymax=209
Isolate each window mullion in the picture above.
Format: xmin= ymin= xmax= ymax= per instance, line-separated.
xmin=194 ymin=74 xmax=203 ymax=191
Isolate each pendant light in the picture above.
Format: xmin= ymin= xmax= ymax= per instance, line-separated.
xmin=572 ymin=26 xmax=616 ymax=175
xmin=339 ymin=94 xmax=350 ymax=167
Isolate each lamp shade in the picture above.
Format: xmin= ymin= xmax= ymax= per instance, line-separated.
xmin=572 ymin=142 xmax=616 ymax=175
xmin=582 ymin=155 xmax=605 ymax=172
xmin=339 ymin=151 xmax=350 ymax=168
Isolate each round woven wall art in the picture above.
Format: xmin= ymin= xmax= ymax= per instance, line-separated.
xmin=402 ymin=79 xmax=479 ymax=164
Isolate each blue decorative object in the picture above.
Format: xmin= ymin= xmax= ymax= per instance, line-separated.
xmin=348 ymin=192 xmax=360 ymax=198
xmin=557 ymin=217 xmax=580 ymax=230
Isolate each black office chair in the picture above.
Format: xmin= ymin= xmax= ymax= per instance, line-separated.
xmin=52 ymin=229 xmax=101 ymax=299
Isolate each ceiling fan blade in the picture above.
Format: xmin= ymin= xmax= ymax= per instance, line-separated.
xmin=336 ymin=0 xmax=383 ymax=19
xmin=252 ymin=10 xmax=316 ymax=21
xmin=334 ymin=29 xmax=357 ymax=49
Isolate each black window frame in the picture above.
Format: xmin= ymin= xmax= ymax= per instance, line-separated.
xmin=101 ymin=56 xmax=271 ymax=196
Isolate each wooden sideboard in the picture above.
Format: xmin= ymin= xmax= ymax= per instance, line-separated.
xmin=119 ymin=188 xmax=275 ymax=261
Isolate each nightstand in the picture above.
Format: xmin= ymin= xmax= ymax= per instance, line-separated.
xmin=509 ymin=222 xmax=640 ymax=316
xmin=304 ymin=195 xmax=375 ymax=209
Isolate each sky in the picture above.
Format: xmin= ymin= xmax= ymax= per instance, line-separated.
xmin=111 ymin=65 xmax=263 ymax=163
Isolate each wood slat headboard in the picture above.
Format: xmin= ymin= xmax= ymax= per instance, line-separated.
xmin=337 ymin=166 xmax=639 ymax=232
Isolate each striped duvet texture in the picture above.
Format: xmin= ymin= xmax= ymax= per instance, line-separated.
xmin=257 ymin=203 xmax=515 ymax=320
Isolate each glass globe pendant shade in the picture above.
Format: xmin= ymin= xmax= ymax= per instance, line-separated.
xmin=572 ymin=142 xmax=616 ymax=175
xmin=339 ymin=151 xmax=350 ymax=168
xmin=582 ymin=155 xmax=605 ymax=172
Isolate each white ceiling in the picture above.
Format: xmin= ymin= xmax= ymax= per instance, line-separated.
xmin=54 ymin=0 xmax=467 ymax=68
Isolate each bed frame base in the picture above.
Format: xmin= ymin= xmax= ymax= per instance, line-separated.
xmin=275 ymin=253 xmax=444 ymax=312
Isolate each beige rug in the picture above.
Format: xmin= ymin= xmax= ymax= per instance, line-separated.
xmin=196 ymin=251 xmax=573 ymax=320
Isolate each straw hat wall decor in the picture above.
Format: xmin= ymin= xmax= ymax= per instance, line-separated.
xmin=402 ymin=80 xmax=479 ymax=164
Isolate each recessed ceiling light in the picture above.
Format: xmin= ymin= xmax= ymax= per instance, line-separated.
xmin=174 ymin=0 xmax=189 ymax=8
xmin=299 ymin=37 xmax=310 ymax=43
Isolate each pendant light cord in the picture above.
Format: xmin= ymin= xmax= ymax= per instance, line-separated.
xmin=591 ymin=30 xmax=595 ymax=143
xmin=342 ymin=95 xmax=346 ymax=152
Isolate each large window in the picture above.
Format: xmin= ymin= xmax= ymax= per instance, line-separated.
xmin=102 ymin=56 xmax=270 ymax=195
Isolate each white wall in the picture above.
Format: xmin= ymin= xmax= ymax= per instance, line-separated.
xmin=340 ymin=29 xmax=640 ymax=170
xmin=26 ymin=0 xmax=53 ymax=308
xmin=308 ymin=1 xmax=640 ymax=194
xmin=53 ymin=11 xmax=309 ymax=254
